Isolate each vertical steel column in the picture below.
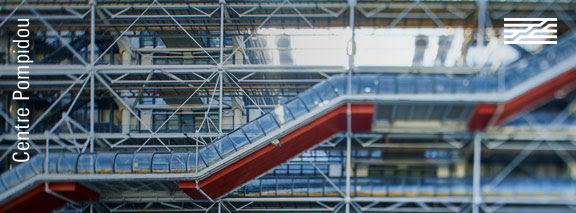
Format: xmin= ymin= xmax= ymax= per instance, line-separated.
xmin=89 ymin=0 xmax=96 ymax=152
xmin=218 ymin=0 xmax=226 ymax=134
xmin=476 ymin=0 xmax=487 ymax=48
xmin=345 ymin=1 xmax=356 ymax=212
xmin=472 ymin=133 xmax=482 ymax=213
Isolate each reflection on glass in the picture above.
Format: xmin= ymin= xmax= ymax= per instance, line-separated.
xmin=242 ymin=122 xmax=265 ymax=142
xmin=272 ymin=105 xmax=293 ymax=124
xmin=229 ymin=130 xmax=249 ymax=149
xmin=171 ymin=152 xmax=187 ymax=173
xmin=47 ymin=153 xmax=61 ymax=174
xmin=215 ymin=137 xmax=236 ymax=158
xmin=257 ymin=113 xmax=279 ymax=133
xmin=299 ymin=90 xmax=323 ymax=109
xmin=152 ymin=153 xmax=170 ymax=173
xmin=115 ymin=153 xmax=133 ymax=173
xmin=200 ymin=145 xmax=221 ymax=167
xmin=286 ymin=98 xmax=308 ymax=118
xmin=1 ymin=171 xmax=20 ymax=189
xmin=30 ymin=154 xmax=45 ymax=174
xmin=187 ymin=152 xmax=205 ymax=172
xmin=313 ymin=82 xmax=337 ymax=103
xmin=77 ymin=154 xmax=96 ymax=174
xmin=133 ymin=152 xmax=153 ymax=173
xmin=95 ymin=153 xmax=115 ymax=174
xmin=15 ymin=162 xmax=34 ymax=181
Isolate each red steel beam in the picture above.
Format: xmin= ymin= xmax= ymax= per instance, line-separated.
xmin=180 ymin=104 xmax=374 ymax=200
xmin=0 ymin=182 xmax=98 ymax=213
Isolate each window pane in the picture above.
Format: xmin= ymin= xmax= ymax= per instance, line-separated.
xmin=299 ymin=90 xmax=323 ymax=110
xmin=77 ymin=154 xmax=96 ymax=174
xmin=30 ymin=154 xmax=45 ymax=174
xmin=187 ymin=152 xmax=205 ymax=172
xmin=242 ymin=122 xmax=264 ymax=142
xmin=47 ymin=153 xmax=61 ymax=174
xmin=378 ymin=76 xmax=396 ymax=93
xmin=286 ymin=98 xmax=308 ymax=118
xmin=171 ymin=152 xmax=188 ymax=173
xmin=1 ymin=171 xmax=21 ymax=188
xmin=229 ymin=130 xmax=250 ymax=149
xmin=133 ymin=152 xmax=153 ymax=173
xmin=329 ymin=76 xmax=347 ymax=95
xmin=359 ymin=75 xmax=378 ymax=94
xmin=58 ymin=153 xmax=78 ymax=173
xmin=214 ymin=137 xmax=236 ymax=158
xmin=313 ymin=82 xmax=337 ymax=102
xmin=95 ymin=153 xmax=115 ymax=174
xmin=200 ymin=145 xmax=221 ymax=167
xmin=152 ymin=153 xmax=170 ymax=173
xmin=272 ymin=105 xmax=294 ymax=124
xmin=257 ymin=113 xmax=279 ymax=133
xmin=115 ymin=153 xmax=133 ymax=173
xmin=15 ymin=162 xmax=35 ymax=181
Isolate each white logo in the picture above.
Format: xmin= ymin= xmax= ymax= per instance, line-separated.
xmin=503 ymin=18 xmax=557 ymax=44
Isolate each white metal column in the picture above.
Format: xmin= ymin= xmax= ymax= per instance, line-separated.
xmin=472 ymin=133 xmax=482 ymax=213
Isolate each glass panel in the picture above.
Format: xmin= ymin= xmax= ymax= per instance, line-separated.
xmin=171 ymin=152 xmax=188 ymax=173
xmin=359 ymin=76 xmax=377 ymax=94
xmin=1 ymin=171 xmax=21 ymax=188
xmin=214 ymin=137 xmax=236 ymax=158
xmin=277 ymin=179 xmax=293 ymax=196
xmin=133 ymin=152 xmax=153 ymax=173
xmin=115 ymin=153 xmax=133 ymax=173
xmin=455 ymin=77 xmax=472 ymax=93
xmin=416 ymin=77 xmax=434 ymax=94
xmin=256 ymin=113 xmax=279 ymax=133
xmin=0 ymin=178 xmax=6 ymax=193
xmin=378 ymin=76 xmax=396 ymax=93
xmin=433 ymin=76 xmax=452 ymax=93
xmin=272 ymin=105 xmax=294 ymax=124
xmin=77 ymin=154 xmax=96 ymax=174
xmin=299 ymin=90 xmax=323 ymax=110
xmin=200 ymin=144 xmax=221 ymax=167
xmin=293 ymin=179 xmax=308 ymax=196
xmin=245 ymin=180 xmax=261 ymax=196
xmin=313 ymin=82 xmax=337 ymax=102
xmin=95 ymin=152 xmax=116 ymax=174
xmin=397 ymin=76 xmax=416 ymax=93
xmin=57 ymin=153 xmax=78 ymax=173
xmin=285 ymin=98 xmax=308 ymax=118
xmin=242 ymin=122 xmax=265 ymax=142
xmin=229 ymin=129 xmax=250 ymax=149
xmin=47 ymin=153 xmax=61 ymax=174
xmin=187 ymin=152 xmax=205 ymax=172
xmin=471 ymin=77 xmax=488 ymax=93
xmin=152 ymin=153 xmax=170 ymax=173
xmin=30 ymin=154 xmax=45 ymax=174
xmin=15 ymin=162 xmax=35 ymax=181
xmin=261 ymin=179 xmax=277 ymax=196
xmin=329 ymin=76 xmax=347 ymax=95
